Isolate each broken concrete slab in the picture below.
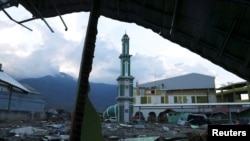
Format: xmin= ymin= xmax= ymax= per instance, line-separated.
xmin=9 ymin=126 xmax=47 ymax=136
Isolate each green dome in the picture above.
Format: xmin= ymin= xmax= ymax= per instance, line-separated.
xmin=103 ymin=104 xmax=118 ymax=119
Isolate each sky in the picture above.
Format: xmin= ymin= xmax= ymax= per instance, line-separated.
xmin=0 ymin=5 xmax=246 ymax=88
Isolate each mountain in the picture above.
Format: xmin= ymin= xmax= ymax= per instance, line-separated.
xmin=18 ymin=73 xmax=117 ymax=112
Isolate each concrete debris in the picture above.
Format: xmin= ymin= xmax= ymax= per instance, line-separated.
xmin=42 ymin=134 xmax=69 ymax=141
xmin=103 ymin=122 xmax=207 ymax=141
xmin=134 ymin=124 xmax=145 ymax=129
xmin=177 ymin=118 xmax=186 ymax=126
xmin=45 ymin=122 xmax=63 ymax=128
xmin=190 ymin=124 xmax=199 ymax=129
xmin=0 ymin=120 xmax=70 ymax=141
xmin=0 ymin=120 xmax=208 ymax=141
xmin=162 ymin=126 xmax=169 ymax=131
xmin=119 ymin=123 xmax=133 ymax=128
xmin=121 ymin=136 xmax=160 ymax=141
xmin=9 ymin=126 xmax=47 ymax=136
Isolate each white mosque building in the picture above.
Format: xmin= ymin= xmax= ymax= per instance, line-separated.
xmin=102 ymin=33 xmax=218 ymax=123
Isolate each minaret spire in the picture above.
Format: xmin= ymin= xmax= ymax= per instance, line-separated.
xmin=116 ymin=32 xmax=134 ymax=123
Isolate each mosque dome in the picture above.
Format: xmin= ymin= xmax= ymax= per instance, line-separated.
xmin=102 ymin=104 xmax=118 ymax=119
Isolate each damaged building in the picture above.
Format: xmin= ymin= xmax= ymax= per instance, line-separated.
xmin=0 ymin=64 xmax=46 ymax=121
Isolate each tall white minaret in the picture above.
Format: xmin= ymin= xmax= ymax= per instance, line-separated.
xmin=116 ymin=33 xmax=134 ymax=123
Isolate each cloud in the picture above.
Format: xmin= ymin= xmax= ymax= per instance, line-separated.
xmin=0 ymin=15 xmax=85 ymax=79
xmin=0 ymin=7 xmax=245 ymax=87
xmin=90 ymin=36 xmax=120 ymax=84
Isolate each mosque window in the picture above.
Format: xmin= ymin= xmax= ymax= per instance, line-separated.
xmin=183 ymin=96 xmax=187 ymax=103
xmin=192 ymin=96 xmax=196 ymax=103
xmin=161 ymin=96 xmax=169 ymax=104
xmin=141 ymin=97 xmax=147 ymax=104
xmin=147 ymin=97 xmax=152 ymax=104
xmin=125 ymin=61 xmax=128 ymax=76
xmin=161 ymin=96 xmax=164 ymax=103
xmin=133 ymin=98 xmax=136 ymax=104
xmin=174 ymin=96 xmax=183 ymax=103
xmin=140 ymin=89 xmax=144 ymax=96
xmin=151 ymin=89 xmax=155 ymax=94
xmin=197 ymin=96 xmax=207 ymax=103
xmin=124 ymin=42 xmax=128 ymax=54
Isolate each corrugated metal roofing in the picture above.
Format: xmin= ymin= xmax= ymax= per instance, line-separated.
xmin=0 ymin=71 xmax=30 ymax=93
xmin=138 ymin=73 xmax=215 ymax=90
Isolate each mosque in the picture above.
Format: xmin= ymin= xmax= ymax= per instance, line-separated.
xmin=102 ymin=33 xmax=216 ymax=123
xmin=102 ymin=33 xmax=250 ymax=123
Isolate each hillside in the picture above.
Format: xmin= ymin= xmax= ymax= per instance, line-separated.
xmin=18 ymin=73 xmax=117 ymax=112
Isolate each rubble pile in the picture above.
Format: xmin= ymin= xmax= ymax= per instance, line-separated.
xmin=0 ymin=120 xmax=70 ymax=141
xmin=0 ymin=119 xmax=207 ymax=141
xmin=102 ymin=122 xmax=207 ymax=141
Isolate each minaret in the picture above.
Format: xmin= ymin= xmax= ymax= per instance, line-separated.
xmin=116 ymin=33 xmax=134 ymax=123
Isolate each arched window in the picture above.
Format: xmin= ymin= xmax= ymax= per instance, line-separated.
xmin=125 ymin=61 xmax=128 ymax=76
xmin=124 ymin=42 xmax=128 ymax=54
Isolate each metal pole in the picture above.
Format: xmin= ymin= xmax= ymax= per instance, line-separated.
xmin=7 ymin=87 xmax=13 ymax=112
